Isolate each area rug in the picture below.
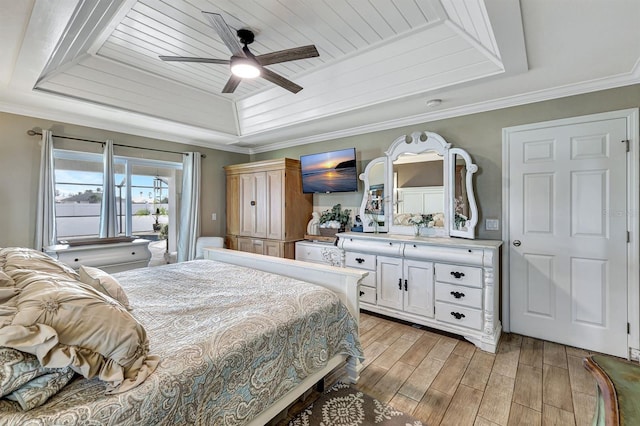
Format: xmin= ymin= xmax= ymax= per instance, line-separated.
xmin=288 ymin=382 xmax=424 ymax=426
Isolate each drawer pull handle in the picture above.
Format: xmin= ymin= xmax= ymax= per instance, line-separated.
xmin=389 ymin=242 xmax=392 ymax=246
xmin=131 ymin=252 xmax=136 ymax=255
xmin=398 ymin=278 xmax=402 ymax=290
xmin=450 ymin=271 xmax=465 ymax=279
xmin=450 ymin=291 xmax=465 ymax=299
xmin=74 ymin=258 xmax=79 ymax=262
xmin=355 ymin=257 xmax=365 ymax=264
xmin=404 ymin=279 xmax=408 ymax=291
xmin=360 ymin=291 xmax=365 ymax=296
xmin=451 ymin=311 xmax=466 ymax=320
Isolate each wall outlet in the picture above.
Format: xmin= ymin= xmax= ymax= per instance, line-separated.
xmin=211 ymin=213 xmax=217 ymax=221
xmin=485 ymin=218 xmax=499 ymax=231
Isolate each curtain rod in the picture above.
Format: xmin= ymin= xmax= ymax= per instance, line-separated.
xmin=26 ymin=130 xmax=206 ymax=159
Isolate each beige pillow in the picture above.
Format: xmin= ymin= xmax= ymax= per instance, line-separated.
xmin=0 ymin=270 xmax=159 ymax=394
xmin=0 ymin=247 xmax=78 ymax=281
xmin=78 ymin=265 xmax=132 ymax=310
xmin=0 ymin=270 xmax=14 ymax=287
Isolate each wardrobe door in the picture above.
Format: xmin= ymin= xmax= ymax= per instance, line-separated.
xmin=266 ymin=169 xmax=284 ymax=240
xmin=239 ymin=172 xmax=267 ymax=237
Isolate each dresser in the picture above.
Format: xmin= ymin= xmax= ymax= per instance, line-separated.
xmin=45 ymin=239 xmax=152 ymax=273
xmin=225 ymin=158 xmax=313 ymax=259
xmin=337 ymin=232 xmax=502 ymax=353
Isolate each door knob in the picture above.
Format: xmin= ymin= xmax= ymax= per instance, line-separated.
xmin=513 ymin=240 xmax=521 ymax=247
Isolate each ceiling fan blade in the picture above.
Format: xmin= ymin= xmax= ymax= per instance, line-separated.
xmin=159 ymin=56 xmax=230 ymax=64
xmin=260 ymin=68 xmax=303 ymax=94
xmin=202 ymin=12 xmax=244 ymax=57
xmin=222 ymin=75 xmax=242 ymax=93
xmin=256 ymin=45 xmax=319 ymax=66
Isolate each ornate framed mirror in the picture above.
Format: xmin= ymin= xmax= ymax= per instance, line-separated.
xmin=359 ymin=131 xmax=478 ymax=239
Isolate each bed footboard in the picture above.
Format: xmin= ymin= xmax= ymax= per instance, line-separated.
xmin=203 ymin=248 xmax=366 ymax=323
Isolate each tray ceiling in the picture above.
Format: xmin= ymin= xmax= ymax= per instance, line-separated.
xmin=1 ymin=1 xmax=639 ymax=152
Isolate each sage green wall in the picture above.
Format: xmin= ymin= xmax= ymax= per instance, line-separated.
xmin=252 ymin=84 xmax=640 ymax=240
xmin=0 ymin=111 xmax=249 ymax=248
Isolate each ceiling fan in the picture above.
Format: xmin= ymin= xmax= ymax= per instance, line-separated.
xmin=159 ymin=12 xmax=319 ymax=94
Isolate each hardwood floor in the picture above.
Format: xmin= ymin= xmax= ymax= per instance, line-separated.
xmin=351 ymin=311 xmax=609 ymax=426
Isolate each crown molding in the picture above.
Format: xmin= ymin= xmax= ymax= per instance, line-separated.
xmin=2 ymin=60 xmax=639 ymax=156
xmin=249 ymin=67 xmax=640 ymax=154
xmin=0 ymin=88 xmax=249 ymax=154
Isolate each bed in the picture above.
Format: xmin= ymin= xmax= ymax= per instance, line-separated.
xmin=0 ymin=247 xmax=365 ymax=425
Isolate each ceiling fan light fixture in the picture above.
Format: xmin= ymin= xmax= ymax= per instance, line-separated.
xmin=230 ymin=57 xmax=260 ymax=78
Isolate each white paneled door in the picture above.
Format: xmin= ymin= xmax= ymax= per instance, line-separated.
xmin=506 ymin=113 xmax=632 ymax=357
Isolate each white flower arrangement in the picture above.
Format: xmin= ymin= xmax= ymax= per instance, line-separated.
xmin=408 ymin=213 xmax=434 ymax=228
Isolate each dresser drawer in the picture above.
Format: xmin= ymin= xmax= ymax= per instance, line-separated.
xmin=435 ymin=301 xmax=482 ymax=330
xmin=435 ymin=263 xmax=483 ymax=288
xmin=435 ymin=282 xmax=482 ymax=309
xmin=360 ymin=270 xmax=376 ymax=288
xmin=345 ymin=252 xmax=376 ymax=270
xmin=51 ymin=242 xmax=151 ymax=271
xmin=359 ymin=285 xmax=376 ymax=304
xmin=295 ymin=242 xmax=325 ymax=263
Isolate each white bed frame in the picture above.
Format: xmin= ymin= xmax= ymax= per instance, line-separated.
xmin=203 ymin=248 xmax=367 ymax=426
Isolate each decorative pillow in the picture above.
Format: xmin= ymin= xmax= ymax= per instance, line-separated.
xmin=0 ymin=270 xmax=14 ymax=287
xmin=5 ymin=369 xmax=76 ymax=411
xmin=0 ymin=347 xmax=74 ymax=410
xmin=78 ymin=266 xmax=132 ymax=310
xmin=0 ymin=247 xmax=78 ymax=281
xmin=0 ymin=270 xmax=159 ymax=394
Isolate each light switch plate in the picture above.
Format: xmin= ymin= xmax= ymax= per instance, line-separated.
xmin=485 ymin=218 xmax=499 ymax=231
xmin=211 ymin=213 xmax=217 ymax=221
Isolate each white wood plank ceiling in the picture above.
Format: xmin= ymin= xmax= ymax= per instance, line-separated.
xmin=4 ymin=1 xmax=640 ymax=152
xmin=29 ymin=0 xmax=513 ymax=149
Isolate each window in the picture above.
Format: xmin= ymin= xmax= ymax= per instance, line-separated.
xmin=54 ymin=150 xmax=182 ymax=250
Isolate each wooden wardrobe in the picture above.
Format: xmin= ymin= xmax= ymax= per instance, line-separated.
xmin=224 ymin=158 xmax=313 ymax=259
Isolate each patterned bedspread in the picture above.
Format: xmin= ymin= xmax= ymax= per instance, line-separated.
xmin=0 ymin=260 xmax=362 ymax=425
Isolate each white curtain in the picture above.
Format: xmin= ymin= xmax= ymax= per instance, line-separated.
xmin=99 ymin=140 xmax=118 ymax=237
xmin=35 ymin=130 xmax=57 ymax=250
xmin=177 ymin=152 xmax=201 ymax=262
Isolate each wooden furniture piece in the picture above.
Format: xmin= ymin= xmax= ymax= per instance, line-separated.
xmin=224 ymin=158 xmax=313 ymax=259
xmin=584 ymin=355 xmax=640 ymax=425
xmin=45 ymin=238 xmax=152 ymax=273
xmin=338 ymin=232 xmax=502 ymax=352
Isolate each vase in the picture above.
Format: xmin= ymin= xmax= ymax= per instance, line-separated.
xmin=414 ymin=226 xmax=420 ymax=237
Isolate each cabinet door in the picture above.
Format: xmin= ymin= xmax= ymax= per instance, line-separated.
xmin=263 ymin=240 xmax=282 ymax=257
xmin=253 ymin=172 xmax=267 ymax=238
xmin=239 ymin=172 xmax=267 ymax=237
xmin=265 ymin=170 xmax=284 ymax=240
xmin=376 ymin=256 xmax=403 ymax=310
xmin=404 ymin=259 xmax=434 ymax=317
xmin=251 ymin=239 xmax=264 ymax=254
xmin=226 ymin=174 xmax=240 ymax=235
xmin=239 ymin=174 xmax=255 ymax=236
xmin=237 ymin=237 xmax=254 ymax=253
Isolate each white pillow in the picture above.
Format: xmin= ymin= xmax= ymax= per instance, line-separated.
xmin=78 ymin=265 xmax=132 ymax=310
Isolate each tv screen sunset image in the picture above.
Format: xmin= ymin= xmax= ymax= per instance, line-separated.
xmin=301 ymin=148 xmax=358 ymax=193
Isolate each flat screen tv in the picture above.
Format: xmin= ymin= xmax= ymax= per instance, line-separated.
xmin=300 ymin=148 xmax=358 ymax=193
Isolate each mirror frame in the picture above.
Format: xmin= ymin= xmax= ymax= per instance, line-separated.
xmin=359 ymin=130 xmax=479 ymax=239
xmin=386 ymin=131 xmax=451 ymax=236
xmin=358 ymin=157 xmax=388 ymax=232
xmin=449 ymin=147 xmax=478 ymax=239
